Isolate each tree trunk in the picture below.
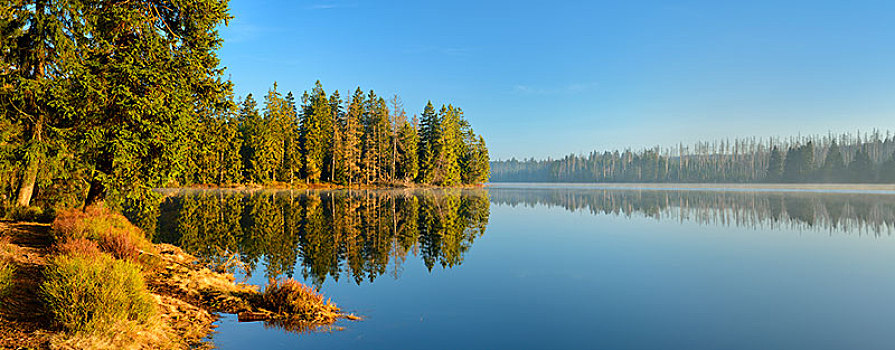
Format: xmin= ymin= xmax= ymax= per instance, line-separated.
xmin=16 ymin=156 xmax=40 ymax=207
xmin=84 ymin=178 xmax=106 ymax=208
xmin=15 ymin=116 xmax=44 ymax=207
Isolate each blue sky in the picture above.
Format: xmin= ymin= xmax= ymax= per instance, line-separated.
xmin=218 ymin=0 xmax=895 ymax=160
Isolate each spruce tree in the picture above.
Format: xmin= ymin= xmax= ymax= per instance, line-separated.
xmin=766 ymin=146 xmax=784 ymax=182
xmin=417 ymin=101 xmax=439 ymax=182
xmin=820 ymin=140 xmax=845 ymax=182
xmin=300 ymin=81 xmax=332 ymax=182
xmin=396 ymin=118 xmax=420 ymax=181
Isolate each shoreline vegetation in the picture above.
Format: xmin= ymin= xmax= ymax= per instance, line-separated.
xmin=0 ymin=205 xmax=357 ymax=349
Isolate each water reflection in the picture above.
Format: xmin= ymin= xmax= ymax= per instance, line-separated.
xmin=489 ymin=187 xmax=895 ymax=235
xmin=155 ymin=189 xmax=490 ymax=285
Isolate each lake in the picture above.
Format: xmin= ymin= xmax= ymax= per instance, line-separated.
xmin=154 ymin=184 xmax=895 ymax=349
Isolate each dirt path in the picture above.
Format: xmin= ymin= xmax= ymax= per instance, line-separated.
xmin=0 ymin=221 xmax=54 ymax=349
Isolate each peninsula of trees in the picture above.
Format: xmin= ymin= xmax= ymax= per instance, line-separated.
xmin=0 ymin=2 xmax=489 ymax=213
xmin=186 ymin=82 xmax=490 ymax=190
xmin=492 ymin=131 xmax=895 ymax=183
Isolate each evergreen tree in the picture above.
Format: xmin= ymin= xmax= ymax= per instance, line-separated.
xmin=848 ymin=147 xmax=875 ymax=182
xmin=281 ymin=92 xmax=302 ymax=184
xmin=417 ymin=101 xmax=439 ymax=182
xmin=300 ymin=81 xmax=333 ymax=182
xmin=766 ymin=146 xmax=784 ymax=182
xmin=396 ymin=118 xmax=419 ymax=181
xmin=69 ymin=0 xmax=232 ymax=205
xmin=328 ymin=90 xmax=345 ymax=183
xmin=820 ymin=140 xmax=845 ymax=182
xmin=237 ymin=94 xmax=262 ymax=182
xmin=342 ymin=88 xmax=365 ymax=186
xmin=880 ymin=151 xmax=895 ymax=183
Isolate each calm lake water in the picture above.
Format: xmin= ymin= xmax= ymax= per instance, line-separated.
xmin=154 ymin=184 xmax=895 ymax=349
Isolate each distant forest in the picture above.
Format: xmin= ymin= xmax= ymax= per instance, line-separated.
xmin=491 ymin=131 xmax=895 ymax=183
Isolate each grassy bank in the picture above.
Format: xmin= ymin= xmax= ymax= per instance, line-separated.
xmin=0 ymin=206 xmax=357 ymax=349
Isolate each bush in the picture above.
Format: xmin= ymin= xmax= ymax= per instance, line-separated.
xmin=52 ymin=206 xmax=153 ymax=262
xmin=41 ymin=254 xmax=155 ymax=334
xmin=263 ymin=278 xmax=337 ymax=319
xmin=7 ymin=205 xmax=53 ymax=222
xmin=0 ymin=260 xmax=14 ymax=298
xmin=54 ymin=238 xmax=102 ymax=258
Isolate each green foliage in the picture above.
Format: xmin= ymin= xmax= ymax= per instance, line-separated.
xmin=6 ymin=205 xmax=52 ymax=222
xmin=41 ymin=254 xmax=155 ymax=334
xmin=396 ymin=119 xmax=420 ymax=181
xmin=0 ymin=260 xmax=14 ymax=298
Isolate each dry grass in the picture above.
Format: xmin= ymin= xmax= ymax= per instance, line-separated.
xmin=259 ymin=278 xmax=359 ymax=332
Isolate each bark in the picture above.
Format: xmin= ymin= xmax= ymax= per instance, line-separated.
xmin=84 ymin=178 xmax=106 ymax=207
xmin=15 ymin=117 xmax=43 ymax=207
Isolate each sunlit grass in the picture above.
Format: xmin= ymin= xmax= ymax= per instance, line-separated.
xmin=41 ymin=254 xmax=155 ymax=334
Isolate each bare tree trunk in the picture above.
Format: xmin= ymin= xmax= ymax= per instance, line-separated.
xmin=16 ymin=156 xmax=40 ymax=207
xmin=16 ymin=116 xmax=44 ymax=207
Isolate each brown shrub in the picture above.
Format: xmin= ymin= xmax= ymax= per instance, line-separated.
xmin=98 ymin=231 xmax=140 ymax=262
xmin=55 ymin=238 xmax=101 ymax=258
xmin=51 ymin=205 xmax=154 ymax=263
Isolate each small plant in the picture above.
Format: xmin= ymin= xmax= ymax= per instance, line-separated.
xmin=0 ymin=260 xmax=14 ymax=298
xmin=41 ymin=254 xmax=155 ymax=334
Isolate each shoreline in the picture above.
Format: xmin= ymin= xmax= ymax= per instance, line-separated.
xmin=157 ymin=182 xmax=485 ymax=192
xmin=0 ymin=208 xmax=355 ymax=349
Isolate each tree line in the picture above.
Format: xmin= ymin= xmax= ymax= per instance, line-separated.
xmin=156 ymin=189 xmax=490 ymax=286
xmin=0 ymin=2 xmax=489 ymax=216
xmin=491 ymin=131 xmax=895 ymax=183
xmin=184 ymin=81 xmax=490 ymax=189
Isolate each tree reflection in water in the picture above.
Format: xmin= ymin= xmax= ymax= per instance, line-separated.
xmin=156 ymin=189 xmax=490 ymax=286
xmin=489 ymin=188 xmax=895 ymax=236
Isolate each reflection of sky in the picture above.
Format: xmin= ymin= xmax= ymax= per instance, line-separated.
xmin=211 ymin=191 xmax=895 ymax=350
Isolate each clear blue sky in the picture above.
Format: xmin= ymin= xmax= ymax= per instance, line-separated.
xmin=218 ymin=0 xmax=895 ymax=160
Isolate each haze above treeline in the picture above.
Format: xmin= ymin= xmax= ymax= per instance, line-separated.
xmin=491 ymin=130 xmax=895 ymax=183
